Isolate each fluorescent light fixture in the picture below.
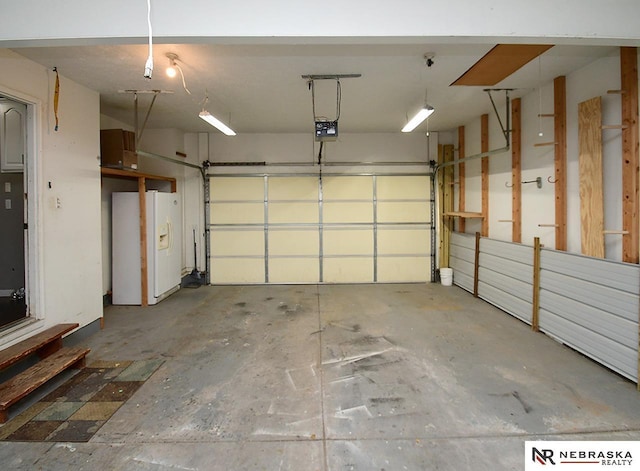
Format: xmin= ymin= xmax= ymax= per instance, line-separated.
xmin=401 ymin=105 xmax=434 ymax=133
xmin=199 ymin=110 xmax=236 ymax=136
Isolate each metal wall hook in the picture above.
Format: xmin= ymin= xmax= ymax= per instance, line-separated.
xmin=523 ymin=177 xmax=542 ymax=189
xmin=505 ymin=176 xmax=542 ymax=189
xmin=547 ymin=176 xmax=558 ymax=184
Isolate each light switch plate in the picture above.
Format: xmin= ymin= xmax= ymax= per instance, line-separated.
xmin=4 ymin=182 xmax=10 ymax=193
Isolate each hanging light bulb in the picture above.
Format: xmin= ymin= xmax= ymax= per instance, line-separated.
xmin=166 ymin=53 xmax=178 ymax=78
xmin=164 ymin=52 xmax=191 ymax=95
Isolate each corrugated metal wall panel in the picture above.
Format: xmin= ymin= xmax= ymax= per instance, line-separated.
xmin=481 ymin=238 xmax=533 ymax=265
xmin=541 ymin=249 xmax=639 ymax=294
xmin=541 ymin=270 xmax=638 ymax=324
xmin=539 ymin=308 xmax=637 ymax=381
xmin=446 ymin=234 xmax=638 ymax=383
xmin=450 ymin=231 xmax=476 ymax=251
xmin=449 ymin=232 xmax=475 ymax=292
xmin=539 ymin=248 xmax=639 ymax=382
xmin=477 ymin=281 xmax=532 ymax=323
xmin=540 ymin=290 xmax=636 ymax=348
xmin=477 ymin=238 xmax=534 ymax=325
xmin=479 ymin=252 xmax=532 ymax=285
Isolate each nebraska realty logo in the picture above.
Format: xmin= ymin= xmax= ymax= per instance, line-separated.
xmin=525 ymin=441 xmax=640 ymax=470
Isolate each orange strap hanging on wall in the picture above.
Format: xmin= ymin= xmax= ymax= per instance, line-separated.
xmin=53 ymin=67 xmax=60 ymax=131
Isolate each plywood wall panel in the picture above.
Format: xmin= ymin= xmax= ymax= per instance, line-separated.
xmin=578 ymin=96 xmax=604 ymax=258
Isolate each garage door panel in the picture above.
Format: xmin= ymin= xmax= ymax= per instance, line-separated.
xmin=211 ymin=177 xmax=264 ymax=200
xmin=324 ymin=202 xmax=373 ymax=223
xmin=211 ymin=203 xmax=264 ymax=224
xmin=210 ymin=258 xmax=265 ymax=284
xmin=324 ymin=257 xmax=374 ymax=283
xmin=377 ymin=202 xmax=430 ymax=223
xmin=269 ymin=177 xmax=318 ymax=200
xmin=377 ymin=256 xmax=430 ymax=282
xmin=269 ymin=258 xmax=319 ymax=283
xmin=269 ymin=229 xmax=319 ymax=256
xmin=210 ymin=229 xmax=264 ymax=256
xmin=377 ymin=175 xmax=430 ymax=199
xmin=269 ymin=202 xmax=319 ymax=224
xmin=323 ymin=176 xmax=373 ymax=199
xmin=324 ymin=228 xmax=373 ymax=255
xmin=208 ymin=174 xmax=432 ymax=284
xmin=378 ymin=228 xmax=430 ymax=255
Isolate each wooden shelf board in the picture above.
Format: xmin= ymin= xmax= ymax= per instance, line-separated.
xmin=101 ymin=166 xmax=176 ymax=184
xmin=444 ymin=211 xmax=484 ymax=218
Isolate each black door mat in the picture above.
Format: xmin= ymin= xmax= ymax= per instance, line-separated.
xmin=0 ymin=359 xmax=163 ymax=442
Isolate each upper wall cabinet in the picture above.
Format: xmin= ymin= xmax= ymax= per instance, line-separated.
xmin=0 ymin=99 xmax=27 ymax=173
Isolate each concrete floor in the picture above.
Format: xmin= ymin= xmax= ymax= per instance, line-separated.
xmin=1 ymin=283 xmax=640 ymax=470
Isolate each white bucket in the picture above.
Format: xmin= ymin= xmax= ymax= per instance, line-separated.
xmin=440 ymin=267 xmax=453 ymax=286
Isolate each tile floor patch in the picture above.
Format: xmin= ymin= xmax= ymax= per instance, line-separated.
xmin=89 ymin=381 xmax=143 ymax=402
xmin=70 ymin=401 xmax=123 ymax=421
xmin=116 ymin=359 xmax=164 ymax=381
xmin=47 ymin=420 xmax=105 ymax=442
xmin=6 ymin=420 xmax=64 ymax=441
xmin=33 ymin=402 xmax=84 ymax=421
xmin=1 ymin=360 xmax=163 ymax=443
xmin=41 ymin=368 xmax=111 ymax=402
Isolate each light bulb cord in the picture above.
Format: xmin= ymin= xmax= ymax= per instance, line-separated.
xmin=143 ymin=0 xmax=153 ymax=78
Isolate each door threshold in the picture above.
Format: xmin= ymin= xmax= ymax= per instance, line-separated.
xmin=0 ymin=317 xmax=42 ymax=346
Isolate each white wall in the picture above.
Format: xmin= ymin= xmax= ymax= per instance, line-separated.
xmin=456 ymin=48 xmax=638 ymax=263
xmin=520 ymin=81 xmax=556 ymax=248
xmin=487 ymin=110 xmax=511 ymax=242
xmin=208 ymin=132 xmax=431 ymax=167
xmin=462 ymin=119 xmax=483 ymax=235
xmin=0 ymin=49 xmax=102 ymax=345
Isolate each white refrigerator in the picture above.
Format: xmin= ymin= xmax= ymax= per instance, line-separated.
xmin=112 ymin=191 xmax=182 ymax=305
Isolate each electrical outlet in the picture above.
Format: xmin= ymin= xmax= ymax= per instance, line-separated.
xmin=5 ymin=199 xmax=12 ymax=210
xmin=56 ymin=197 xmax=62 ymax=209
xmin=4 ymin=182 xmax=10 ymax=193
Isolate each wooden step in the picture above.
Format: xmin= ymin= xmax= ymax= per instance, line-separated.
xmin=0 ymin=323 xmax=79 ymax=371
xmin=0 ymin=346 xmax=90 ymax=423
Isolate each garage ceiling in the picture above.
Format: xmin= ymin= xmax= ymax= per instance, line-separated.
xmin=10 ymin=42 xmax=616 ymax=135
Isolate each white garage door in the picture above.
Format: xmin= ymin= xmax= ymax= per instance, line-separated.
xmin=208 ymin=174 xmax=432 ymax=284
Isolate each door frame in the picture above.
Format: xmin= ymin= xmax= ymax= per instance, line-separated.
xmin=0 ymin=85 xmax=44 ymax=341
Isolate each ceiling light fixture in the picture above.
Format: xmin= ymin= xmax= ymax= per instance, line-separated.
xmin=402 ymin=54 xmax=436 ymax=133
xmin=165 ymin=52 xmax=191 ymax=94
xmin=402 ymin=105 xmax=435 ymax=133
xmin=199 ymin=111 xmax=236 ymax=136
